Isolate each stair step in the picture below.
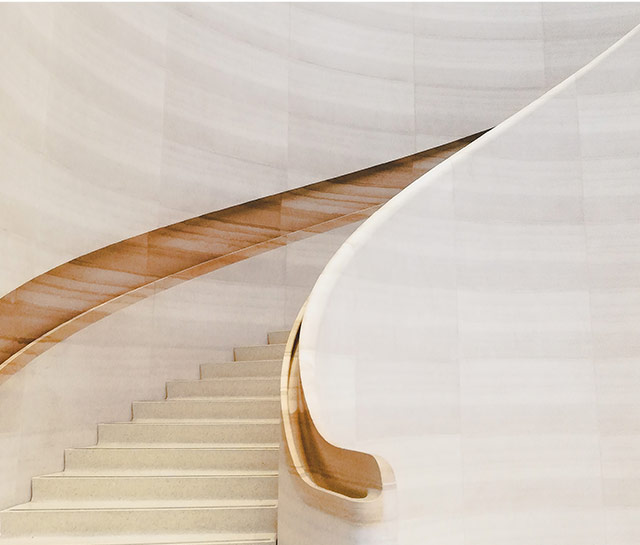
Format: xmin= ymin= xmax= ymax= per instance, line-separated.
xmin=0 ymin=535 xmax=276 ymax=545
xmin=267 ymin=331 xmax=289 ymax=345
xmin=64 ymin=446 xmax=279 ymax=473
xmin=31 ymin=473 xmax=278 ymax=502
xmin=233 ymin=344 xmax=285 ymax=362
xmin=133 ymin=398 xmax=279 ymax=420
xmin=167 ymin=378 xmax=279 ymax=398
xmin=0 ymin=329 xmax=285 ymax=543
xmin=200 ymin=360 xmax=281 ymax=379
xmin=1 ymin=503 xmax=276 ymax=536
xmin=97 ymin=421 xmax=279 ymax=445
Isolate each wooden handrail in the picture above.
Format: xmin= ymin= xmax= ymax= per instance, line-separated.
xmin=0 ymin=132 xmax=484 ymax=383
xmin=280 ymin=302 xmax=396 ymax=523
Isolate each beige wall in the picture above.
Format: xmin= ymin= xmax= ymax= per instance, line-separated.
xmin=3 ymin=3 xmax=640 ymax=298
xmin=1 ymin=1 xmax=640 ymax=532
xmin=298 ymin=24 xmax=640 ymax=545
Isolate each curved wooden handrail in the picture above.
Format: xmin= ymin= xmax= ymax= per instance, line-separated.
xmin=280 ymin=302 xmax=396 ymax=523
xmin=0 ymin=132 xmax=485 ymax=384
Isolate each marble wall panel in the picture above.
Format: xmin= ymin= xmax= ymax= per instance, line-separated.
xmin=3 ymin=4 xmax=640 ymax=538
xmin=160 ymin=3 xmax=289 ymax=220
xmin=41 ymin=3 xmax=168 ymax=258
xmin=4 ymin=3 xmax=640 ymax=301
xmin=0 ymin=5 xmax=54 ymax=297
xmin=542 ymin=2 xmax=640 ymax=85
xmin=576 ymin=29 xmax=640 ymax=544
xmin=413 ymin=2 xmax=546 ymax=149
xmin=287 ymin=3 xmax=415 ymax=186
xmin=298 ymin=24 xmax=640 ymax=545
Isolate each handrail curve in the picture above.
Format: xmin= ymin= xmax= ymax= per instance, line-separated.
xmin=280 ymin=301 xmax=396 ymax=523
xmin=0 ymin=133 xmax=482 ymax=384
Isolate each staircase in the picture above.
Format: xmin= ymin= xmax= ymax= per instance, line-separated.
xmin=0 ymin=330 xmax=289 ymax=545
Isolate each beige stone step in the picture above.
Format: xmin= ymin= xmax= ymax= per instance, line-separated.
xmin=166 ymin=378 xmax=279 ymax=398
xmin=132 ymin=398 xmax=279 ymax=420
xmin=0 ymin=328 xmax=286 ymax=543
xmin=267 ymin=330 xmax=289 ymax=345
xmin=199 ymin=360 xmax=281 ymax=379
xmin=1 ymin=502 xmax=276 ymax=536
xmin=0 ymin=535 xmax=276 ymax=545
xmin=63 ymin=445 xmax=279 ymax=474
xmin=31 ymin=473 xmax=278 ymax=502
xmin=97 ymin=421 xmax=279 ymax=445
xmin=233 ymin=344 xmax=285 ymax=362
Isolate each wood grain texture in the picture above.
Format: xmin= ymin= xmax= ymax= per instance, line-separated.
xmin=280 ymin=302 xmax=396 ymax=524
xmin=0 ymin=133 xmax=483 ymax=382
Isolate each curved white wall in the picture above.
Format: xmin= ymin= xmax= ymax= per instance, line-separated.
xmin=300 ymin=23 xmax=640 ymax=545
xmin=3 ymin=3 xmax=640 ymax=298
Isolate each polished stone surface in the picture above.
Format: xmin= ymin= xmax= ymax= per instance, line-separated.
xmin=0 ymin=333 xmax=284 ymax=543
xmin=299 ymin=24 xmax=640 ymax=545
xmin=2 ymin=3 xmax=639 ymax=299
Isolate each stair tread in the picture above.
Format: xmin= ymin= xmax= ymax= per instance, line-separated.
xmin=70 ymin=444 xmax=279 ymax=450
xmin=0 ymin=534 xmax=276 ymax=545
xmin=86 ymin=443 xmax=279 ymax=449
xmin=234 ymin=344 xmax=285 ymax=350
xmin=169 ymin=378 xmax=278 ymax=383
xmin=39 ymin=471 xmax=278 ymax=478
xmin=102 ymin=419 xmax=279 ymax=425
xmin=203 ymin=360 xmax=281 ymax=365
xmin=135 ymin=397 xmax=278 ymax=403
xmin=233 ymin=345 xmax=285 ymax=362
xmin=128 ymin=418 xmax=280 ymax=424
xmin=2 ymin=330 xmax=286 ymax=542
xmin=60 ymin=472 xmax=276 ymax=478
xmin=8 ymin=499 xmax=278 ymax=511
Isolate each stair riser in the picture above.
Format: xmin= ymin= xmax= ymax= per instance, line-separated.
xmin=31 ymin=475 xmax=278 ymax=502
xmin=0 ymin=506 xmax=276 ymax=536
xmin=234 ymin=345 xmax=285 ymax=362
xmin=97 ymin=423 xmax=279 ymax=445
xmin=64 ymin=448 xmax=279 ymax=473
xmin=200 ymin=360 xmax=281 ymax=379
xmin=267 ymin=331 xmax=289 ymax=345
xmin=167 ymin=380 xmax=279 ymax=398
xmin=133 ymin=400 xmax=279 ymax=420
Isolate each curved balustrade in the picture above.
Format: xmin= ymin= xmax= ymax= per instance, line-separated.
xmin=3 ymin=3 xmax=640 ymax=306
xmin=280 ymin=302 xmax=395 ymax=523
xmin=0 ymin=133 xmax=480 ymax=383
xmin=298 ymin=23 xmax=640 ymax=545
